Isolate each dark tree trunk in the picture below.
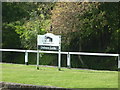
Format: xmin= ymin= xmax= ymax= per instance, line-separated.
xmin=78 ymin=38 xmax=87 ymax=68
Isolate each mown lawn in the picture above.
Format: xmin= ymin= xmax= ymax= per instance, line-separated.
xmin=1 ymin=63 xmax=118 ymax=88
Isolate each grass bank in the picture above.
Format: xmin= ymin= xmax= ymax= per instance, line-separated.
xmin=1 ymin=63 xmax=118 ymax=88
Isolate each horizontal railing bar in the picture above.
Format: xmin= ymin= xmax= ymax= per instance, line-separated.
xmin=69 ymin=52 xmax=119 ymax=56
xmin=0 ymin=49 xmax=26 ymax=52
xmin=0 ymin=49 xmax=119 ymax=57
xmin=39 ymin=50 xmax=58 ymax=54
xmin=26 ymin=50 xmax=37 ymax=53
xmin=0 ymin=49 xmax=68 ymax=54
xmin=27 ymin=50 xmax=58 ymax=54
xmin=61 ymin=52 xmax=68 ymax=54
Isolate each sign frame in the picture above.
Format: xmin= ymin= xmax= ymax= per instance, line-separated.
xmin=37 ymin=33 xmax=60 ymax=51
xmin=37 ymin=33 xmax=61 ymax=71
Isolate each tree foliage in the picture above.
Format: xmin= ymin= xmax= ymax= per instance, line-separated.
xmin=51 ymin=2 xmax=119 ymax=69
xmin=51 ymin=2 xmax=119 ymax=53
xmin=2 ymin=2 xmax=119 ymax=70
xmin=3 ymin=2 xmax=55 ymax=49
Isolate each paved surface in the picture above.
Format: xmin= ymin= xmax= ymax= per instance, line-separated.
xmin=0 ymin=82 xmax=69 ymax=90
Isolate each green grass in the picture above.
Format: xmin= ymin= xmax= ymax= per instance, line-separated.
xmin=1 ymin=63 xmax=118 ymax=88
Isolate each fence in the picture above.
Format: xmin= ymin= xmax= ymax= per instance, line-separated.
xmin=0 ymin=49 xmax=119 ymax=70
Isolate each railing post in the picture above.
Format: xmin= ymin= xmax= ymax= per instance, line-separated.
xmin=67 ymin=52 xmax=71 ymax=69
xmin=118 ymin=54 xmax=120 ymax=70
xmin=37 ymin=50 xmax=39 ymax=70
xmin=25 ymin=50 xmax=28 ymax=65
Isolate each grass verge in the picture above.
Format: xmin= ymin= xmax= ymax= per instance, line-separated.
xmin=1 ymin=63 xmax=118 ymax=88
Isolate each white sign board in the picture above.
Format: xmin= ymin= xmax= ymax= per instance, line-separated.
xmin=37 ymin=33 xmax=60 ymax=50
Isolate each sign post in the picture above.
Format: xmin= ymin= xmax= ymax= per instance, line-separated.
xmin=37 ymin=33 xmax=61 ymax=70
xmin=37 ymin=49 xmax=39 ymax=70
xmin=37 ymin=38 xmax=39 ymax=70
xmin=58 ymin=36 xmax=61 ymax=71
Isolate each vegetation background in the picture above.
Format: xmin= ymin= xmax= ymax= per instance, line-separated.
xmin=2 ymin=2 xmax=120 ymax=70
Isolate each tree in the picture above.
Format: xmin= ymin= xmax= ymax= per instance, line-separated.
xmin=51 ymin=2 xmax=119 ymax=69
xmin=2 ymin=2 xmax=119 ymax=70
xmin=2 ymin=2 xmax=56 ymax=64
xmin=15 ymin=2 xmax=55 ymax=49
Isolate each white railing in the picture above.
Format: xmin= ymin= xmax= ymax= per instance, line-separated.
xmin=0 ymin=49 xmax=119 ymax=70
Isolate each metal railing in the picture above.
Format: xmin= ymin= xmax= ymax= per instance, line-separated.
xmin=0 ymin=49 xmax=119 ymax=70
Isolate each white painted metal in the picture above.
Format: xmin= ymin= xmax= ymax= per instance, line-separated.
xmin=39 ymin=50 xmax=58 ymax=54
xmin=67 ymin=52 xmax=71 ymax=68
xmin=37 ymin=33 xmax=60 ymax=46
xmin=61 ymin=52 xmax=68 ymax=54
xmin=0 ymin=49 xmax=119 ymax=69
xmin=37 ymin=33 xmax=60 ymax=51
xmin=58 ymin=36 xmax=61 ymax=71
xmin=118 ymin=54 xmax=120 ymax=69
xmin=26 ymin=50 xmax=37 ymax=53
xmin=0 ymin=49 xmax=25 ymax=52
xmin=26 ymin=50 xmax=58 ymax=54
xmin=69 ymin=52 xmax=118 ymax=57
xmin=25 ymin=50 xmax=28 ymax=65
xmin=0 ymin=49 xmax=118 ymax=56
xmin=37 ymin=50 xmax=39 ymax=70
